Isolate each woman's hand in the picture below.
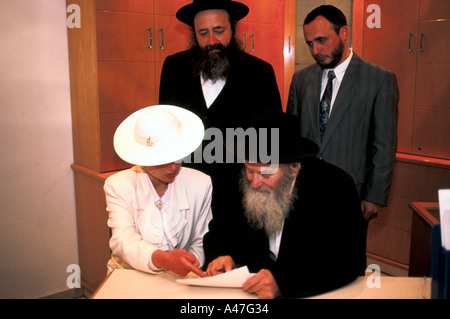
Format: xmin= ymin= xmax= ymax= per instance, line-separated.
xmin=152 ymin=249 xmax=206 ymax=278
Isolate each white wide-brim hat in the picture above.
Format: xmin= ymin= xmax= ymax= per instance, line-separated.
xmin=113 ymin=105 xmax=205 ymax=166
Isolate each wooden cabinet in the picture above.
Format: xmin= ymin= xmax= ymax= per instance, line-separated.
xmin=95 ymin=0 xmax=191 ymax=172
xmin=361 ymin=1 xmax=419 ymax=156
xmin=353 ymin=0 xmax=450 ymax=275
xmin=365 ymin=155 xmax=450 ymax=275
xmin=238 ymin=0 xmax=285 ymax=89
xmin=409 ymin=202 xmax=440 ymax=277
xmin=412 ymin=15 xmax=450 ymax=159
xmin=237 ymin=0 xmax=294 ymax=107
xmin=359 ymin=0 xmax=450 ymax=159
xmin=67 ymin=0 xmax=295 ymax=292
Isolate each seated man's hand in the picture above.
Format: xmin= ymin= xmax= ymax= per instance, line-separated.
xmin=243 ymin=269 xmax=280 ymax=299
xmin=206 ymin=255 xmax=235 ymax=276
xmin=152 ymin=249 xmax=206 ymax=278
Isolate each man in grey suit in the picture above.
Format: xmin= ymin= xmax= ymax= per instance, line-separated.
xmin=287 ymin=5 xmax=399 ymax=221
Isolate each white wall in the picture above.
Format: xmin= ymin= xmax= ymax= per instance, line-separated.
xmin=0 ymin=1 xmax=79 ymax=298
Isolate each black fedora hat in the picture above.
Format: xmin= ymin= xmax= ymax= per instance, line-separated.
xmin=227 ymin=110 xmax=319 ymax=164
xmin=176 ymin=0 xmax=249 ymax=25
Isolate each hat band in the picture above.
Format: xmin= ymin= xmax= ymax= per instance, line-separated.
xmin=134 ymin=127 xmax=182 ymax=148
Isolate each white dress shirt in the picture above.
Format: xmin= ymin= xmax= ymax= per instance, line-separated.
xmin=201 ymin=75 xmax=226 ymax=108
xmin=268 ymin=179 xmax=297 ymax=260
xmin=320 ymin=49 xmax=353 ymax=115
xmin=269 ymin=220 xmax=284 ymax=261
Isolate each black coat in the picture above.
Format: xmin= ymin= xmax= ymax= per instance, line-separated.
xmin=203 ymin=157 xmax=367 ymax=298
xmin=159 ymin=48 xmax=282 ymax=217
xmin=159 ymin=48 xmax=282 ymax=132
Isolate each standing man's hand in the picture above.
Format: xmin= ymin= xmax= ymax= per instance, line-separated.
xmin=361 ymin=200 xmax=383 ymax=220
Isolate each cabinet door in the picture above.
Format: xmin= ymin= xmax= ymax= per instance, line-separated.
xmin=98 ymin=61 xmax=157 ymax=172
xmin=154 ymin=15 xmax=190 ymax=63
xmin=235 ymin=0 xmax=249 ymax=50
xmin=362 ymin=0 xmax=420 ymax=154
xmin=363 ymin=20 xmax=418 ymax=154
xmin=412 ymin=19 xmax=450 ymax=158
xmin=154 ymin=0 xmax=191 ymax=15
xmin=98 ymin=62 xmax=157 ymax=114
xmin=236 ymin=20 xmax=249 ymax=52
xmin=419 ymin=0 xmax=450 ymax=21
xmin=247 ymin=22 xmax=284 ymax=95
xmin=245 ymin=0 xmax=285 ymax=63
xmin=362 ymin=0 xmax=419 ymax=65
xmin=95 ymin=0 xmax=154 ymax=13
xmin=151 ymin=1 xmax=192 ymax=105
xmin=247 ymin=0 xmax=284 ymax=25
xmin=100 ymin=112 xmax=133 ymax=171
xmin=96 ymin=11 xmax=155 ymax=62
xmin=246 ymin=23 xmax=284 ymax=65
xmin=95 ymin=10 xmax=157 ymax=172
xmin=412 ymin=107 xmax=450 ymax=159
xmin=239 ymin=0 xmax=286 ymax=102
xmin=415 ymin=19 xmax=450 ymax=65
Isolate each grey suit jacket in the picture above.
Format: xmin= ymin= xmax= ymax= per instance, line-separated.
xmin=287 ymin=53 xmax=399 ymax=205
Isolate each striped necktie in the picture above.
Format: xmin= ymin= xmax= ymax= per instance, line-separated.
xmin=319 ymin=70 xmax=335 ymax=138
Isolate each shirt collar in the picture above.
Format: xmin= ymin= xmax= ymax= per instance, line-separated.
xmin=323 ymin=49 xmax=353 ymax=82
xmin=150 ymin=181 xmax=170 ymax=206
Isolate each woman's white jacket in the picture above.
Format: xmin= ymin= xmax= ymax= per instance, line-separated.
xmin=104 ymin=166 xmax=212 ymax=274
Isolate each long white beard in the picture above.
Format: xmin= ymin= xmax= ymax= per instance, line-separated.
xmin=239 ymin=168 xmax=298 ymax=237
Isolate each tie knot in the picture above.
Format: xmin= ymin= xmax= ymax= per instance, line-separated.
xmin=328 ymin=70 xmax=336 ymax=80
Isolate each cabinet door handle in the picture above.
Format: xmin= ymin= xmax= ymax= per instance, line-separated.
xmin=159 ymin=28 xmax=164 ymax=50
xmin=408 ymin=33 xmax=413 ymax=52
xmin=148 ymin=27 xmax=152 ymax=49
xmin=250 ymin=34 xmax=255 ymax=52
xmin=420 ymin=33 xmax=424 ymax=52
xmin=242 ymin=33 xmax=247 ymax=51
xmin=288 ymin=35 xmax=291 ymax=53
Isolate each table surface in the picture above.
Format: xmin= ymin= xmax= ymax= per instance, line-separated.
xmin=91 ymin=269 xmax=431 ymax=299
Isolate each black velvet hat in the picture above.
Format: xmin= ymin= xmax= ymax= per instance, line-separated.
xmin=228 ymin=110 xmax=320 ymax=164
xmin=176 ymin=0 xmax=249 ymax=25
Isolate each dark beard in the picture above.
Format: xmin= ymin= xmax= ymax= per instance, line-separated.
xmin=191 ymin=37 xmax=242 ymax=82
xmin=316 ymin=38 xmax=345 ymax=69
xmin=239 ymin=167 xmax=298 ymax=237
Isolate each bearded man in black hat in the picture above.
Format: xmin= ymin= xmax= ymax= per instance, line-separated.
xmin=203 ymin=111 xmax=367 ymax=299
xmin=159 ymin=0 xmax=281 ymax=132
xmin=158 ymin=0 xmax=283 ymax=221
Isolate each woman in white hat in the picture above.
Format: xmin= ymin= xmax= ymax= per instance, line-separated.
xmin=104 ymin=105 xmax=211 ymax=278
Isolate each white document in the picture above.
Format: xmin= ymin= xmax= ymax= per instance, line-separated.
xmin=439 ymin=189 xmax=450 ymax=250
xmin=176 ymin=266 xmax=253 ymax=288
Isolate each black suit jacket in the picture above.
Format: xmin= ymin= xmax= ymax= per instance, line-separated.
xmin=204 ymin=157 xmax=367 ymax=298
xmin=159 ymin=49 xmax=282 ymax=217
xmin=159 ymin=48 xmax=282 ymax=131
